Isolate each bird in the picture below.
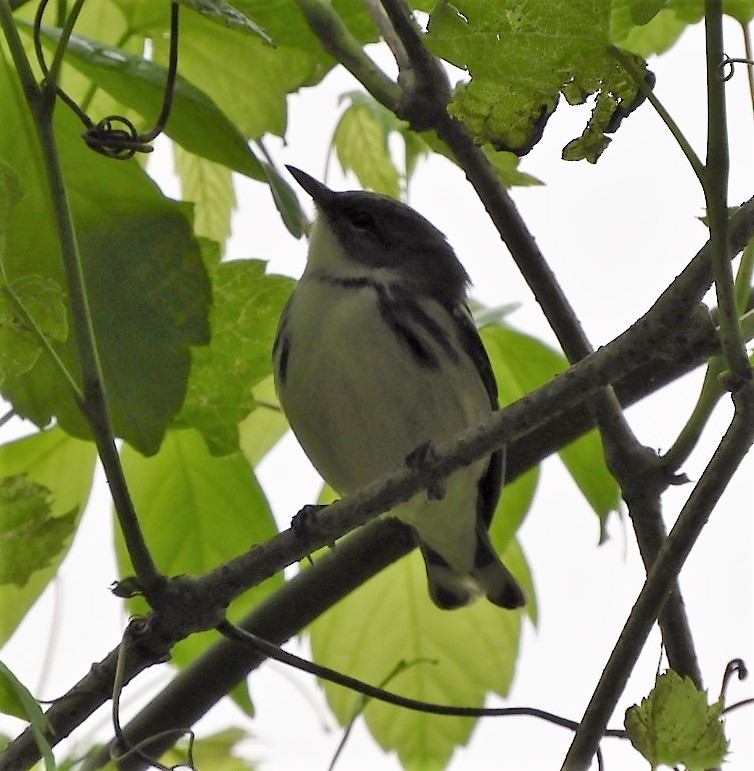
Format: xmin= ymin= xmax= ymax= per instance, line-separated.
xmin=272 ymin=166 xmax=526 ymax=610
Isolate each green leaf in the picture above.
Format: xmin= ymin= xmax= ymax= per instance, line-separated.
xmin=150 ymin=10 xmax=315 ymax=140
xmin=238 ymin=376 xmax=289 ymax=466
xmin=118 ymin=428 xmax=283 ymax=668
xmin=261 ymin=161 xmax=306 ymax=239
xmin=611 ymin=3 xmax=689 ymax=56
xmin=491 ymin=466 xmax=539 ymax=570
xmin=174 ymin=145 xmax=237 ymax=249
xmin=178 ymin=260 xmax=295 ymax=455
xmin=629 ymin=0 xmax=669 ymax=24
xmin=482 ymin=325 xmax=621 ymax=532
xmin=723 ymin=0 xmax=754 ymax=23
xmin=28 ymin=22 xmax=265 ymax=180
xmin=426 ymin=0 xmax=651 ymax=160
xmin=0 ymin=660 xmax=55 ymax=769
xmin=0 ymin=428 xmax=96 ymax=646
xmin=0 ymin=474 xmax=78 ymax=587
xmin=0 ymin=159 xmax=22 ymax=253
xmin=0 ymin=277 xmax=68 ymax=384
xmin=160 ymin=726 xmax=255 ymax=770
xmin=0 ymin=58 xmax=211 ymax=455
xmin=309 ymin=544 xmax=527 ymax=769
xmin=176 ymin=0 xmax=273 ymax=42
xmin=482 ymin=145 xmax=543 ymax=187
xmin=220 ymin=0 xmax=380 ymax=70
xmin=625 ymin=670 xmax=729 ymax=770
xmin=333 ymin=94 xmax=403 ymax=197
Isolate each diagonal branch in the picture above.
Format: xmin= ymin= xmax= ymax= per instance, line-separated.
xmin=561 ymin=381 xmax=754 ymax=771
xmin=5 ymin=193 xmax=753 ymax=770
xmin=378 ymin=0 xmax=704 ymax=684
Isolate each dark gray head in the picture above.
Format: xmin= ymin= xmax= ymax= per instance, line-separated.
xmin=287 ymin=166 xmax=469 ymax=304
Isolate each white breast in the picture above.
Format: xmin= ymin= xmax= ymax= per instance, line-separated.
xmin=275 ymin=276 xmax=493 ymax=569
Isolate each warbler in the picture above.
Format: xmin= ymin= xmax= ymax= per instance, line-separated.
xmin=273 ymin=167 xmax=525 ymax=610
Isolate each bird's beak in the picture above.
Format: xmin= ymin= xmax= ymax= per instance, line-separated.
xmin=286 ymin=166 xmax=336 ymax=209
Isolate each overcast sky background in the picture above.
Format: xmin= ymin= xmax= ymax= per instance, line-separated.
xmin=2 ymin=14 xmax=754 ymax=771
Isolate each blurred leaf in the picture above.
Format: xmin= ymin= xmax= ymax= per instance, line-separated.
xmin=0 ymin=58 xmax=210 ymax=455
xmin=174 ymin=145 xmax=236 ymax=249
xmin=161 ymin=726 xmax=256 ymax=769
xmin=0 ymin=660 xmax=54 ymax=769
xmin=239 ymin=376 xmax=289 ymax=467
xmin=178 ymin=260 xmax=295 ymax=455
xmin=309 ymin=544 xmax=526 ymax=769
xmin=629 ymin=0 xmax=669 ymax=24
xmin=482 ymin=325 xmax=621 ymax=532
xmin=482 ymin=145 xmax=543 ymax=187
xmin=0 ymin=159 xmax=22 ymax=252
xmin=611 ymin=0 xmax=754 ymax=56
xmin=0 ymin=475 xmax=77 ymax=587
xmin=150 ymin=10 xmax=314 ymax=139
xmin=177 ymin=0 xmax=273 ymax=42
xmin=333 ymin=97 xmax=402 ymax=197
xmin=0 ymin=428 xmax=96 ymax=646
xmin=261 ymin=161 xmax=305 ymax=238
xmin=625 ymin=670 xmax=729 ymax=770
xmin=29 ymin=22 xmax=265 ymax=180
xmin=491 ymin=465 xmax=538 ymax=561
xmin=118 ymin=429 xmax=283 ymax=668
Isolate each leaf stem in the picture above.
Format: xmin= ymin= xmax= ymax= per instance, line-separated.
xmin=610 ymin=46 xmax=706 ymax=186
xmin=704 ymin=0 xmax=750 ymax=387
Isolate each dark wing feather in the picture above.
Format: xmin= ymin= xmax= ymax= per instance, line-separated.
xmin=451 ymin=304 xmax=503 ymax=530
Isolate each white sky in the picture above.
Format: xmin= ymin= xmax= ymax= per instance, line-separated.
xmin=2 ymin=15 xmax=754 ymax=771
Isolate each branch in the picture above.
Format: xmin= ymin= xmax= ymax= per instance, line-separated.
xmin=7 ymin=194 xmax=754 ymax=768
xmin=561 ymin=381 xmax=754 ymax=770
xmin=0 ymin=2 xmax=163 ymax=594
xmin=379 ymin=0 xmax=704 ymax=685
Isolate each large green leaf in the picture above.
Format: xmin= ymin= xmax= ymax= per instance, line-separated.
xmin=117 ymin=428 xmax=282 ymax=669
xmin=178 ymin=260 xmax=295 ymax=455
xmin=309 ymin=540 xmax=530 ymax=769
xmin=333 ymin=94 xmax=403 ymax=197
xmin=482 ymin=325 xmax=621 ymax=533
xmin=150 ymin=10 xmax=315 ymax=140
xmin=0 ymin=53 xmax=211 ymax=455
xmin=0 ymin=428 xmax=97 ymax=646
xmin=29 ymin=23 xmax=265 ymax=180
xmin=238 ymin=376 xmax=289 ymax=467
xmin=426 ymin=0 xmax=652 ymax=161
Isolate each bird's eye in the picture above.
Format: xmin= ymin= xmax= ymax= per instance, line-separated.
xmin=348 ymin=210 xmax=375 ymax=231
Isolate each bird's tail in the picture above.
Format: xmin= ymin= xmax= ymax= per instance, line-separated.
xmin=419 ymin=528 xmax=526 ymax=610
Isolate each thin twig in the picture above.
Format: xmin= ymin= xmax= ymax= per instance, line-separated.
xmin=610 ymin=46 xmax=706 ymax=186
xmin=0 ymin=2 xmax=163 ymax=593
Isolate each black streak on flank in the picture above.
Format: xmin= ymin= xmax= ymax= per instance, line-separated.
xmin=376 ymin=294 xmax=439 ymax=369
xmin=275 ymin=333 xmax=291 ymax=387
